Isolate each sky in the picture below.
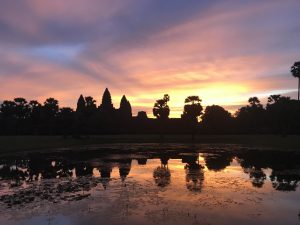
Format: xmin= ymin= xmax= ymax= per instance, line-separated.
xmin=0 ymin=0 xmax=299 ymax=117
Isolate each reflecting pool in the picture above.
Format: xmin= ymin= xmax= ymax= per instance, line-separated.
xmin=0 ymin=144 xmax=299 ymax=225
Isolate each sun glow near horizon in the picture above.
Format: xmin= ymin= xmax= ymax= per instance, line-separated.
xmin=130 ymin=85 xmax=247 ymax=117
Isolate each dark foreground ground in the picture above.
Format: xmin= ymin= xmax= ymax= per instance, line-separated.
xmin=0 ymin=135 xmax=300 ymax=154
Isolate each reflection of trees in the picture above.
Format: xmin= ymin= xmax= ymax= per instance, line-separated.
xmin=51 ymin=161 xmax=74 ymax=179
xmin=0 ymin=162 xmax=28 ymax=187
xmin=238 ymin=150 xmax=300 ymax=190
xmin=2 ymin=149 xmax=300 ymax=194
xmin=153 ymin=157 xmax=171 ymax=187
xmin=184 ymin=155 xmax=204 ymax=192
xmin=76 ymin=163 xmax=93 ymax=177
xmin=245 ymin=168 xmax=266 ymax=188
xmin=137 ymin=158 xmax=147 ymax=165
xmin=27 ymin=157 xmax=74 ymax=180
xmin=238 ymin=151 xmax=267 ymax=188
xmin=203 ymin=152 xmax=233 ymax=171
xmin=270 ymin=170 xmax=300 ymax=191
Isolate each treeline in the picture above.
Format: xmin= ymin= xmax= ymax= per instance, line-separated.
xmin=0 ymin=88 xmax=300 ymax=135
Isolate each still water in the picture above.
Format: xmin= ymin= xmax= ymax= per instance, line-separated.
xmin=0 ymin=144 xmax=299 ymax=225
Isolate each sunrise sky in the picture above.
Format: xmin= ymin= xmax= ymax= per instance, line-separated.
xmin=0 ymin=0 xmax=299 ymax=117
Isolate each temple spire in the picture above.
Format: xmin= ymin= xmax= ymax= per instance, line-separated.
xmin=119 ymin=95 xmax=132 ymax=118
xmin=76 ymin=94 xmax=86 ymax=113
xmin=100 ymin=88 xmax=113 ymax=110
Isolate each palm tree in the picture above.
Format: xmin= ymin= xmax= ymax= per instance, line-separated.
xmin=14 ymin=98 xmax=29 ymax=119
xmin=181 ymin=96 xmax=203 ymax=122
xmin=248 ymin=97 xmax=262 ymax=108
xmin=43 ymin=98 xmax=59 ymax=118
xmin=153 ymin=94 xmax=170 ymax=140
xmin=291 ymin=61 xmax=300 ymax=100
xmin=153 ymin=94 xmax=170 ymax=120
xmin=85 ymin=96 xmax=97 ymax=109
xmin=181 ymin=96 xmax=203 ymax=140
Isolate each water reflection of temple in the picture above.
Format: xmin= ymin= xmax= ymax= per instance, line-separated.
xmin=94 ymin=159 xmax=133 ymax=189
xmin=0 ymin=149 xmax=300 ymax=192
xmin=98 ymin=164 xmax=112 ymax=189
xmin=118 ymin=159 xmax=132 ymax=182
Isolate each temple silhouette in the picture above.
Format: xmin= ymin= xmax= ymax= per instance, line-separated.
xmin=73 ymin=88 xmax=187 ymax=135
xmin=0 ymin=87 xmax=300 ymax=135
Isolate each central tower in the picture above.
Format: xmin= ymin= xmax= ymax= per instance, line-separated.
xmin=100 ymin=88 xmax=114 ymax=111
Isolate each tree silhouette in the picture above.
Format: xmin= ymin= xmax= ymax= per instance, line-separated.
xmin=58 ymin=107 xmax=74 ymax=135
xmin=28 ymin=100 xmax=41 ymax=113
xmin=182 ymin=96 xmax=203 ymax=122
xmin=85 ymin=96 xmax=97 ymax=109
xmin=0 ymin=100 xmax=16 ymax=117
xmin=267 ymin=95 xmax=281 ymax=104
xmin=43 ymin=98 xmax=59 ymax=118
xmin=28 ymin=100 xmax=42 ymax=132
xmin=59 ymin=107 xmax=74 ymax=117
xmin=201 ymin=105 xmax=233 ymax=134
xmin=236 ymin=97 xmax=265 ymax=133
xmin=153 ymin=94 xmax=170 ymax=120
xmin=266 ymin=95 xmax=299 ymax=134
xmin=248 ymin=97 xmax=262 ymax=108
xmin=14 ymin=98 xmax=29 ymax=119
xmin=85 ymin=96 xmax=97 ymax=117
xmin=181 ymin=96 xmax=203 ymax=138
xmin=0 ymin=100 xmax=17 ymax=134
xmin=291 ymin=61 xmax=300 ymax=100
xmin=40 ymin=98 xmax=59 ymax=134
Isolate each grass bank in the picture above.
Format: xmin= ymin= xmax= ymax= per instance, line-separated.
xmin=0 ymin=135 xmax=300 ymax=154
